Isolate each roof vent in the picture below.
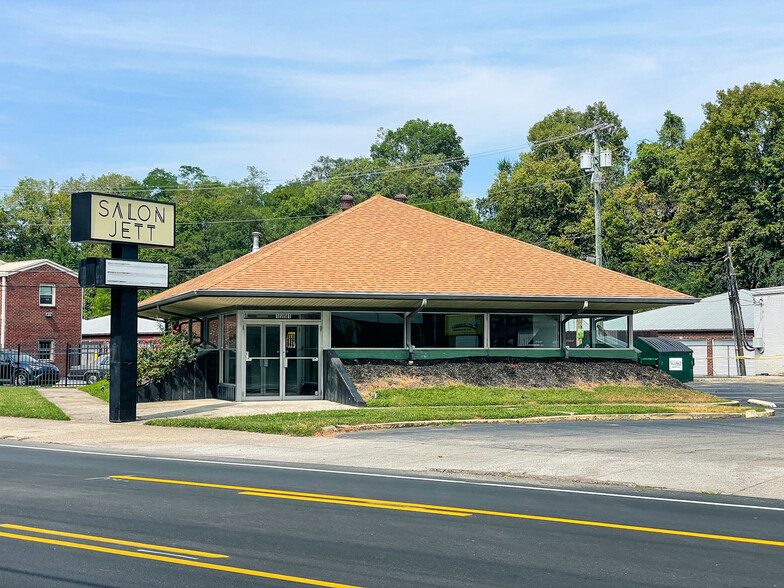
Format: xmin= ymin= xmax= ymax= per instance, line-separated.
xmin=252 ymin=231 xmax=261 ymax=253
xmin=340 ymin=194 xmax=354 ymax=211
xmin=394 ymin=193 xmax=407 ymax=204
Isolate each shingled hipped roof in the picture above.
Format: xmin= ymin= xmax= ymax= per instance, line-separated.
xmin=139 ymin=195 xmax=694 ymax=314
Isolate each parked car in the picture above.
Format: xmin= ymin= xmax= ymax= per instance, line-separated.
xmin=68 ymin=354 xmax=110 ymax=384
xmin=0 ymin=349 xmax=61 ymax=386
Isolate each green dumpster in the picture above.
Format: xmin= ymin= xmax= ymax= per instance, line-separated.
xmin=634 ymin=337 xmax=695 ymax=383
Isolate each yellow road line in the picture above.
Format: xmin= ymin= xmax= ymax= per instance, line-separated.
xmin=112 ymin=475 xmax=784 ymax=548
xmin=0 ymin=524 xmax=227 ymax=558
xmin=0 ymin=529 xmax=360 ymax=588
xmin=111 ymin=475 xmax=472 ymax=511
xmin=238 ymin=492 xmax=472 ymax=516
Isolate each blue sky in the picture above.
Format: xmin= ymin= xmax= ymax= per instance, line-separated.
xmin=1 ymin=0 xmax=783 ymax=198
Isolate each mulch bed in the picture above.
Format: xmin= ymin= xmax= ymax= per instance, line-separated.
xmin=342 ymin=357 xmax=688 ymax=393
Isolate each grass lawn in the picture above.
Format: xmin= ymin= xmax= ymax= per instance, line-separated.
xmin=366 ymin=385 xmax=728 ymax=407
xmin=0 ymin=387 xmax=69 ymax=420
xmin=79 ymin=380 xmax=109 ymax=402
xmin=146 ymin=384 xmax=751 ymax=436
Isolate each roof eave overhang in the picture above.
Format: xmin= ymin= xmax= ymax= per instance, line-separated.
xmin=139 ymin=289 xmax=698 ymax=317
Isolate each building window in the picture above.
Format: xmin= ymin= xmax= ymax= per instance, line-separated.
xmin=594 ymin=316 xmax=629 ymax=348
xmin=206 ymin=317 xmax=219 ymax=347
xmin=39 ymin=285 xmax=55 ymax=306
xmin=490 ymin=315 xmax=559 ymax=348
xmin=331 ymin=312 xmax=404 ymax=348
xmin=411 ymin=313 xmax=484 ymax=348
xmin=221 ymin=314 xmax=237 ymax=384
xmin=564 ymin=316 xmax=629 ymax=348
xmin=38 ymin=340 xmax=54 ymax=361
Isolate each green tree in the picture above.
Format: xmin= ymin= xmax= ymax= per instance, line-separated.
xmin=668 ymin=80 xmax=784 ymax=294
xmin=479 ymin=102 xmax=628 ymax=259
xmin=628 ymin=111 xmax=686 ymax=211
xmin=371 ymin=119 xmax=468 ymax=175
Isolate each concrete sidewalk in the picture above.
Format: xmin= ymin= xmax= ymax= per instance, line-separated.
xmin=0 ymin=387 xmax=780 ymax=501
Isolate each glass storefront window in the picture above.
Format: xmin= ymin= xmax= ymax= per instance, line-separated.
xmin=222 ymin=314 xmax=237 ymax=384
xmin=564 ymin=316 xmax=629 ymax=348
xmin=206 ymin=317 xmax=219 ymax=346
xmin=490 ymin=315 xmax=559 ymax=348
xmin=564 ymin=318 xmax=591 ymax=348
xmin=331 ymin=312 xmax=404 ymax=348
xmin=594 ymin=316 xmax=629 ymax=348
xmin=411 ymin=314 xmax=484 ymax=348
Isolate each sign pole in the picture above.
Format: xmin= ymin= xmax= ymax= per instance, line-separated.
xmin=109 ymin=243 xmax=139 ymax=422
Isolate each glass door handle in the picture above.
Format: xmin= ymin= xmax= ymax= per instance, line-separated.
xmin=283 ymin=358 xmax=289 ymax=369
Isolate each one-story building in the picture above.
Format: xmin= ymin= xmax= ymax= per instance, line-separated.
xmin=138 ymin=194 xmax=696 ymax=402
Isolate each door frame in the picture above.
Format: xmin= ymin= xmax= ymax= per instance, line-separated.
xmin=238 ymin=317 xmax=322 ymax=401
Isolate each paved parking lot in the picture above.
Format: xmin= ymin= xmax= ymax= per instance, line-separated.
xmin=691 ymin=378 xmax=782 ymax=414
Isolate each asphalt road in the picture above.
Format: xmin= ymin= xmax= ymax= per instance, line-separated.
xmin=691 ymin=380 xmax=783 ymax=414
xmin=0 ymin=443 xmax=783 ymax=587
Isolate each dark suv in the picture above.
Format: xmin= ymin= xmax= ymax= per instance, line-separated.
xmin=0 ymin=349 xmax=61 ymax=386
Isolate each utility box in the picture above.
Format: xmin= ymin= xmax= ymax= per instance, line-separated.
xmin=634 ymin=337 xmax=694 ymax=383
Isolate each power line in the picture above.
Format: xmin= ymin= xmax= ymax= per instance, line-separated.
xmin=0 ymin=177 xmax=585 ymax=229
xmin=529 ymin=122 xmax=615 ymax=149
xmin=0 ymin=142 xmax=536 ymax=196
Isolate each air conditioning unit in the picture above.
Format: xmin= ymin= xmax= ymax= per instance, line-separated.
xmin=45 ymin=312 xmax=53 ymax=318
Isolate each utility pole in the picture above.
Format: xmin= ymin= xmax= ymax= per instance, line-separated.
xmin=725 ymin=243 xmax=747 ymax=376
xmin=591 ymin=130 xmax=603 ymax=267
xmin=579 ymin=124 xmax=614 ymax=267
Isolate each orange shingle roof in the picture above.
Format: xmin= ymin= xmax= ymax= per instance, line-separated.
xmin=140 ymin=195 xmax=690 ymax=308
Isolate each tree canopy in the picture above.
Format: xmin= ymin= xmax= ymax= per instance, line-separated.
xmin=3 ymin=84 xmax=783 ymax=312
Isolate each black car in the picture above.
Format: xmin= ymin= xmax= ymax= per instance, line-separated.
xmin=0 ymin=349 xmax=61 ymax=386
xmin=68 ymin=354 xmax=110 ymax=384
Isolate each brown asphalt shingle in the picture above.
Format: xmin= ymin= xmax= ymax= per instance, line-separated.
xmin=141 ymin=195 xmax=690 ymax=306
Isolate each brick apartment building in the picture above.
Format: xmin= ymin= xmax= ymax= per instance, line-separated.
xmin=0 ymin=259 xmax=81 ymax=375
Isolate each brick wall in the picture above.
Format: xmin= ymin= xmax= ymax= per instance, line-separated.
xmin=3 ymin=264 xmax=81 ymax=374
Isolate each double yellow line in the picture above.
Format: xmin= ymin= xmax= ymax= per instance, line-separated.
xmin=111 ymin=475 xmax=784 ymax=548
xmin=0 ymin=523 xmax=359 ymax=587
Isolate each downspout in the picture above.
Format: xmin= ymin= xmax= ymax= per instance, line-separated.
xmin=1 ymin=276 xmax=6 ymax=348
xmin=561 ymin=301 xmax=588 ymax=360
xmin=404 ymin=299 xmax=428 ymax=363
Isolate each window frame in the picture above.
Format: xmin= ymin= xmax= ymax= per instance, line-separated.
xmin=410 ymin=312 xmax=486 ymax=350
xmin=489 ymin=313 xmax=562 ymax=349
xmin=39 ymin=284 xmax=56 ymax=307
xmin=38 ymin=339 xmax=54 ymax=362
xmin=330 ymin=311 xmax=406 ymax=349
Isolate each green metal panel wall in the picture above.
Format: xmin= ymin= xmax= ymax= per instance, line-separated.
xmin=334 ymin=348 xmax=639 ymax=361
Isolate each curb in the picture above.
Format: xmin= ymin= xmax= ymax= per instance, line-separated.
xmin=333 ymin=409 xmax=775 ymax=433
xmin=748 ymin=399 xmax=777 ymax=409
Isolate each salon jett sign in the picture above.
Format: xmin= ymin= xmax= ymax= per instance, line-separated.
xmin=71 ymin=191 xmax=175 ymax=423
xmin=71 ymin=192 xmax=175 ymax=248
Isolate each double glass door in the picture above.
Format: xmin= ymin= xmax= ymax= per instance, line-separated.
xmin=245 ymin=323 xmax=319 ymax=399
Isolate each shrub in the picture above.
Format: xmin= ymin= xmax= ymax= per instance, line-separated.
xmin=137 ymin=328 xmax=197 ymax=384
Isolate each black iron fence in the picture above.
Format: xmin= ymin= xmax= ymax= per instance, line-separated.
xmin=0 ymin=341 xmax=153 ymax=387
